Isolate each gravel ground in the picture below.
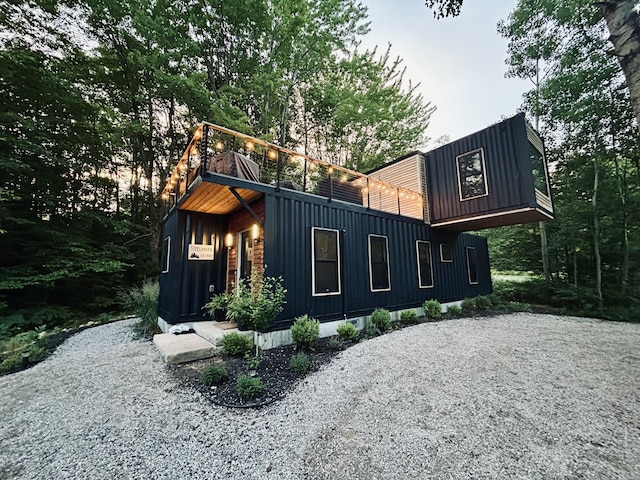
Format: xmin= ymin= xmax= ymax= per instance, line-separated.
xmin=1 ymin=313 xmax=639 ymax=480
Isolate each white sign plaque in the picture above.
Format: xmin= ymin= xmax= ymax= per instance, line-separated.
xmin=188 ymin=244 xmax=214 ymax=260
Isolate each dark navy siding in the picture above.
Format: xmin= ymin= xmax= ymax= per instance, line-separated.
xmin=427 ymin=113 xmax=536 ymax=223
xmin=263 ymin=191 xmax=491 ymax=330
xmin=158 ymin=211 xmax=228 ymax=324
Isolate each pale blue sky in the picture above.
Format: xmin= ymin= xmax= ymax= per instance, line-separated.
xmin=360 ymin=0 xmax=529 ymax=146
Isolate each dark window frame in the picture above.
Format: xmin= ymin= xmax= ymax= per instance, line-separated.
xmin=466 ymin=246 xmax=479 ymax=285
xmin=368 ymin=234 xmax=391 ymax=292
xmin=416 ymin=240 xmax=434 ymax=288
xmin=456 ymin=147 xmax=489 ymax=201
xmin=161 ymin=236 xmax=171 ymax=273
xmin=311 ymin=227 xmax=341 ymax=296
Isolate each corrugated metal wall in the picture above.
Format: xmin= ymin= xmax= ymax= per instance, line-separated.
xmin=427 ymin=113 xmax=535 ymax=224
xmin=263 ymin=191 xmax=491 ymax=330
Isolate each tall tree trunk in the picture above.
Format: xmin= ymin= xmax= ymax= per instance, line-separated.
xmin=592 ymin=157 xmax=603 ymax=310
xmin=600 ymin=0 xmax=640 ymax=133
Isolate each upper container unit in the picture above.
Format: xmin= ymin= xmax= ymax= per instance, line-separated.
xmin=426 ymin=113 xmax=553 ymax=231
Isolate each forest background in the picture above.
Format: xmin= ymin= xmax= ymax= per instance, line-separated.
xmin=1 ymin=0 xmax=639 ymax=340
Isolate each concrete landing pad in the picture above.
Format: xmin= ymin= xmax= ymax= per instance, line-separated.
xmin=153 ymin=333 xmax=216 ymax=364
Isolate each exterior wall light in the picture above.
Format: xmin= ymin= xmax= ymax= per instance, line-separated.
xmin=225 ymin=233 xmax=234 ymax=248
xmin=252 ymin=223 xmax=261 ymax=243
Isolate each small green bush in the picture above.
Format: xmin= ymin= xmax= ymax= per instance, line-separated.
xmin=236 ymin=375 xmax=263 ymax=401
xmin=461 ymin=297 xmax=476 ymax=314
xmin=371 ymin=308 xmax=391 ymax=332
xmin=0 ymin=331 xmax=48 ymax=374
xmin=121 ymin=280 xmax=159 ymax=337
xmin=291 ymin=314 xmax=320 ymax=350
xmin=329 ymin=338 xmax=344 ymax=351
xmin=336 ymin=323 xmax=359 ymax=342
xmin=220 ymin=332 xmax=253 ymax=357
xmin=201 ymin=363 xmax=227 ymax=386
xmin=423 ymin=299 xmax=442 ymax=321
xmin=363 ymin=324 xmax=378 ymax=338
xmin=475 ymin=295 xmax=492 ymax=310
xmin=290 ymin=352 xmax=311 ymax=375
xmin=400 ymin=310 xmax=418 ymax=325
xmin=446 ymin=305 xmax=462 ymax=318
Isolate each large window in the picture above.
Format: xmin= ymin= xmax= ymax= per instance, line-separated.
xmin=466 ymin=247 xmax=478 ymax=284
xmin=312 ymin=228 xmax=341 ymax=296
xmin=457 ymin=148 xmax=488 ymax=201
xmin=161 ymin=237 xmax=171 ymax=273
xmin=416 ymin=241 xmax=434 ymax=288
xmin=368 ymin=235 xmax=391 ymax=292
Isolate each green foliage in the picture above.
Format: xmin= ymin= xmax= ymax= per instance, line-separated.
xmin=201 ymin=363 xmax=227 ymax=386
xmin=474 ymin=296 xmax=493 ymax=310
xmin=371 ymin=308 xmax=391 ymax=332
xmin=290 ymin=314 xmax=320 ymax=350
xmin=329 ymin=338 xmax=344 ymax=351
xmin=461 ymin=298 xmax=476 ymax=314
xmin=220 ymin=333 xmax=253 ymax=358
xmin=120 ymin=281 xmax=159 ymax=337
xmin=223 ymin=268 xmax=287 ymax=331
xmin=445 ymin=305 xmax=462 ymax=318
xmin=290 ymin=352 xmax=311 ymax=375
xmin=236 ymin=375 xmax=263 ymax=401
xmin=0 ymin=331 xmax=47 ymax=374
xmin=336 ymin=322 xmax=359 ymax=342
xmin=362 ymin=324 xmax=378 ymax=338
xmin=400 ymin=310 xmax=419 ymax=325
xmin=203 ymin=292 xmax=232 ymax=317
xmin=423 ymin=300 xmax=442 ymax=321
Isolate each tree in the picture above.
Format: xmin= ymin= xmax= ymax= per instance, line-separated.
xmin=425 ymin=0 xmax=640 ymax=133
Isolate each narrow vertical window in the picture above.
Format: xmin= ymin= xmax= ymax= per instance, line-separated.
xmin=466 ymin=247 xmax=478 ymax=284
xmin=440 ymin=244 xmax=453 ymax=262
xmin=416 ymin=241 xmax=434 ymax=288
xmin=457 ymin=148 xmax=488 ymax=200
xmin=369 ymin=235 xmax=391 ymax=292
xmin=161 ymin=236 xmax=171 ymax=273
xmin=312 ymin=228 xmax=341 ymax=296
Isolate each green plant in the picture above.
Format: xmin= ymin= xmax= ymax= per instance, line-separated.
xmin=201 ymin=363 xmax=227 ymax=386
xmin=203 ymin=292 xmax=232 ymax=319
xmin=336 ymin=322 xmax=359 ymax=342
xmin=423 ymin=299 xmax=442 ymax=321
xmin=446 ymin=305 xmax=462 ymax=318
xmin=290 ymin=352 xmax=311 ymax=375
xmin=290 ymin=314 xmax=320 ymax=350
xmin=371 ymin=308 xmax=391 ymax=332
xmin=236 ymin=374 xmax=263 ymax=401
xmin=329 ymin=337 xmax=344 ymax=351
xmin=475 ymin=295 xmax=492 ymax=310
xmin=461 ymin=297 xmax=476 ymax=314
xmin=120 ymin=280 xmax=159 ymax=337
xmin=220 ymin=332 xmax=253 ymax=357
xmin=363 ymin=324 xmax=378 ymax=338
xmin=247 ymin=355 xmax=260 ymax=370
xmin=400 ymin=309 xmax=418 ymax=325
xmin=221 ymin=268 xmax=287 ymax=331
xmin=0 ymin=331 xmax=48 ymax=374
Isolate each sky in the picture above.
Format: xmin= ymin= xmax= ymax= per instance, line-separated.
xmin=359 ymin=0 xmax=529 ymax=147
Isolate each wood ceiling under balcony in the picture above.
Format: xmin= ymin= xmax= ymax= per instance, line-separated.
xmin=178 ymin=181 xmax=263 ymax=215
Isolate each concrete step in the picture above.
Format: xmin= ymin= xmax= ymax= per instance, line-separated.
xmin=153 ymin=333 xmax=216 ymax=365
xmin=192 ymin=322 xmax=252 ymax=346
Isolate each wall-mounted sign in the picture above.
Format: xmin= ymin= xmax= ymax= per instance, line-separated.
xmin=188 ymin=244 xmax=214 ymax=260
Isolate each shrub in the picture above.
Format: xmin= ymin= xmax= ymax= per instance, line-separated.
xmin=423 ymin=299 xmax=442 ymax=321
xmin=400 ymin=310 xmax=418 ymax=325
xmin=329 ymin=338 xmax=344 ymax=351
xmin=290 ymin=314 xmax=320 ymax=350
xmin=371 ymin=308 xmax=391 ymax=332
xmin=446 ymin=305 xmax=462 ymax=318
xmin=363 ymin=324 xmax=378 ymax=338
xmin=461 ymin=297 xmax=476 ymax=314
xmin=290 ymin=352 xmax=311 ymax=375
xmin=220 ymin=332 xmax=253 ymax=357
xmin=336 ymin=323 xmax=359 ymax=342
xmin=236 ymin=375 xmax=263 ymax=401
xmin=475 ymin=295 xmax=492 ymax=310
xmin=201 ymin=363 xmax=227 ymax=386
xmin=120 ymin=280 xmax=159 ymax=337
xmin=0 ymin=331 xmax=48 ymax=374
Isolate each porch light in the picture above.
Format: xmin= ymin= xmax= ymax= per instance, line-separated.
xmin=225 ymin=233 xmax=234 ymax=248
xmin=215 ymin=141 xmax=224 ymax=152
xmin=252 ymin=223 xmax=260 ymax=242
xmin=267 ymin=149 xmax=278 ymax=160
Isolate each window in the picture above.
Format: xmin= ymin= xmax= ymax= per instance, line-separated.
xmin=161 ymin=236 xmax=171 ymax=273
xmin=368 ymin=235 xmax=391 ymax=292
xmin=312 ymin=228 xmax=341 ymax=296
xmin=466 ymin=247 xmax=478 ymax=284
xmin=440 ymin=244 xmax=453 ymax=263
xmin=529 ymin=142 xmax=550 ymax=197
xmin=457 ymin=148 xmax=488 ymax=200
xmin=416 ymin=241 xmax=434 ymax=288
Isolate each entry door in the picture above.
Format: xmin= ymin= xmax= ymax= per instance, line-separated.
xmin=237 ymin=230 xmax=253 ymax=284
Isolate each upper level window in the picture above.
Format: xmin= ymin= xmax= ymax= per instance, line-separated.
xmin=457 ymin=148 xmax=488 ymax=201
xmin=161 ymin=237 xmax=171 ymax=273
xmin=312 ymin=228 xmax=341 ymax=296
xmin=416 ymin=241 xmax=434 ymax=288
xmin=440 ymin=244 xmax=453 ymax=263
xmin=466 ymin=247 xmax=478 ymax=284
xmin=368 ymin=235 xmax=391 ymax=292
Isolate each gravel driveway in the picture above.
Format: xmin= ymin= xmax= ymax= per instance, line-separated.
xmin=1 ymin=313 xmax=638 ymax=479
